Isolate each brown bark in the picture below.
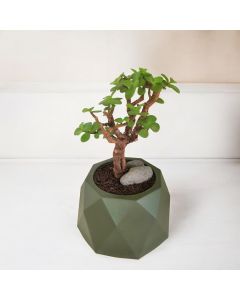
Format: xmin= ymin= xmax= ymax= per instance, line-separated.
xmin=131 ymin=95 xmax=144 ymax=106
xmin=113 ymin=141 xmax=127 ymax=178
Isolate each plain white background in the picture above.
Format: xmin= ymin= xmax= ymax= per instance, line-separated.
xmin=0 ymin=31 xmax=240 ymax=83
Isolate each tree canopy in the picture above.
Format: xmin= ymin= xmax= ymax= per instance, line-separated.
xmin=74 ymin=67 xmax=180 ymax=145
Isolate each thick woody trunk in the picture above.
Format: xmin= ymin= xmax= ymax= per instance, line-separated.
xmin=113 ymin=142 xmax=127 ymax=178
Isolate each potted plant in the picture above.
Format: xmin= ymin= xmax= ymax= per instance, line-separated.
xmin=74 ymin=68 xmax=180 ymax=259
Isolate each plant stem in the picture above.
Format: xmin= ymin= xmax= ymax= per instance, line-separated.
xmin=113 ymin=142 xmax=127 ymax=178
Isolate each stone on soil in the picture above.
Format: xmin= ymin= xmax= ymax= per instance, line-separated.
xmin=126 ymin=159 xmax=144 ymax=168
xmin=120 ymin=166 xmax=153 ymax=186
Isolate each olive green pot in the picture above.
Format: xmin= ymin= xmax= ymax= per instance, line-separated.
xmin=77 ymin=158 xmax=170 ymax=259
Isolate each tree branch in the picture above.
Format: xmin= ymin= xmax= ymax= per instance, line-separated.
xmin=132 ymin=95 xmax=144 ymax=106
xmin=103 ymin=107 xmax=128 ymax=140
xmin=142 ymin=91 xmax=160 ymax=113
xmin=103 ymin=108 xmax=115 ymax=127
xmin=108 ymin=123 xmax=127 ymax=139
xmin=90 ymin=112 xmax=116 ymax=143
xmin=115 ymin=123 xmax=128 ymax=129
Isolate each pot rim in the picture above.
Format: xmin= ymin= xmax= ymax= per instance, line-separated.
xmin=84 ymin=157 xmax=163 ymax=200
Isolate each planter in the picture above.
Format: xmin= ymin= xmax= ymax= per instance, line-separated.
xmin=77 ymin=158 xmax=170 ymax=259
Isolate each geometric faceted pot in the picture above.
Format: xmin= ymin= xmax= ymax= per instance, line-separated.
xmin=77 ymin=158 xmax=170 ymax=259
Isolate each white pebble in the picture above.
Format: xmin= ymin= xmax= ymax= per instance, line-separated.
xmin=126 ymin=159 xmax=144 ymax=168
xmin=120 ymin=166 xmax=153 ymax=186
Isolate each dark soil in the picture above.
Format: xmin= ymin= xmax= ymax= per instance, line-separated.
xmin=93 ymin=161 xmax=155 ymax=195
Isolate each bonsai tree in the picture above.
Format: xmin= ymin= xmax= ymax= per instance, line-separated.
xmin=74 ymin=68 xmax=180 ymax=178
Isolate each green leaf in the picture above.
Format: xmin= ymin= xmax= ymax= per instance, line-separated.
xmin=139 ymin=128 xmax=149 ymax=138
xmin=119 ymin=86 xmax=128 ymax=93
xmin=115 ymin=118 xmax=123 ymax=123
xmin=152 ymin=76 xmax=164 ymax=92
xmin=94 ymin=132 xmax=100 ymax=139
xmin=109 ymin=97 xmax=122 ymax=104
xmin=81 ymin=132 xmax=90 ymax=142
xmin=128 ymin=110 xmax=139 ymax=116
xmin=170 ymin=77 xmax=177 ymax=83
xmin=82 ymin=107 xmax=94 ymax=113
xmin=127 ymin=119 xmax=135 ymax=128
xmin=137 ymin=86 xmax=145 ymax=96
xmin=139 ymin=67 xmax=148 ymax=73
xmin=132 ymin=73 xmax=140 ymax=88
xmin=82 ymin=107 xmax=101 ymax=113
xmin=161 ymin=73 xmax=169 ymax=82
xmin=125 ymin=85 xmax=136 ymax=100
xmin=150 ymin=123 xmax=160 ymax=132
xmin=156 ymin=98 xmax=164 ymax=104
xmin=168 ymin=84 xmax=180 ymax=93
xmin=148 ymin=115 xmax=157 ymax=123
xmin=154 ymin=76 xmax=164 ymax=83
xmin=100 ymin=96 xmax=122 ymax=106
xmin=144 ymin=74 xmax=154 ymax=84
xmin=127 ymin=103 xmax=134 ymax=110
xmin=91 ymin=122 xmax=100 ymax=132
xmin=140 ymin=115 xmax=157 ymax=129
xmin=161 ymin=80 xmax=167 ymax=88
xmin=92 ymin=110 xmax=101 ymax=113
xmin=82 ymin=122 xmax=92 ymax=132
xmin=129 ymin=108 xmax=141 ymax=116
xmin=110 ymin=86 xmax=118 ymax=92
xmin=152 ymin=82 xmax=162 ymax=92
xmin=121 ymin=79 xmax=132 ymax=88
xmin=111 ymin=73 xmax=124 ymax=85
xmin=74 ymin=127 xmax=82 ymax=135
xmin=139 ymin=76 xmax=146 ymax=86
xmin=127 ymin=103 xmax=141 ymax=116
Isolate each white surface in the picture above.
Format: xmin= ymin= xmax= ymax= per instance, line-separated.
xmin=0 ymin=158 xmax=239 ymax=270
xmin=1 ymin=84 xmax=240 ymax=159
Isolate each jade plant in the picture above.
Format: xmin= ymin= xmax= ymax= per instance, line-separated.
xmin=74 ymin=68 xmax=180 ymax=178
